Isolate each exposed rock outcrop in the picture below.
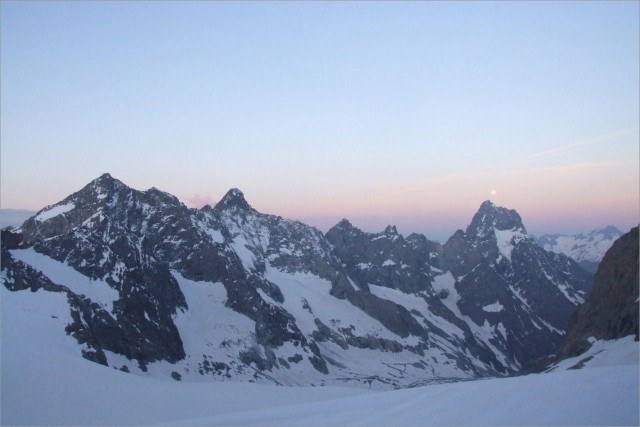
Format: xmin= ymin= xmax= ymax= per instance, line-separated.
xmin=557 ymin=226 xmax=639 ymax=359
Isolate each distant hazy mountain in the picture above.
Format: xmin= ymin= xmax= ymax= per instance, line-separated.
xmin=536 ymin=226 xmax=622 ymax=273
xmin=1 ymin=173 xmax=592 ymax=388
xmin=0 ymin=209 xmax=35 ymax=229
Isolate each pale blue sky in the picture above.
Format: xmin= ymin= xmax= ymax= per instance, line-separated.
xmin=1 ymin=1 xmax=638 ymax=241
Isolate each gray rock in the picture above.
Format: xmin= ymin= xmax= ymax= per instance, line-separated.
xmin=558 ymin=226 xmax=639 ymax=359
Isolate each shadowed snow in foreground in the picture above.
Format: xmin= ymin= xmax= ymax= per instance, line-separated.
xmin=2 ymin=284 xmax=638 ymax=426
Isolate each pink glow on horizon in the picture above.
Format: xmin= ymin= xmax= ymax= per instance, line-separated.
xmin=258 ymin=159 xmax=639 ymax=241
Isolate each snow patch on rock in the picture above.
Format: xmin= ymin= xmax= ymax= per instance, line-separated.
xmin=10 ymin=248 xmax=118 ymax=315
xmin=494 ymin=228 xmax=526 ymax=262
xmin=482 ymin=301 xmax=504 ymax=313
xmin=35 ymin=203 xmax=75 ymax=222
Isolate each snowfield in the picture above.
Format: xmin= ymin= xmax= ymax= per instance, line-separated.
xmin=2 ymin=284 xmax=638 ymax=426
xmin=538 ymin=228 xmax=621 ymax=265
xmin=10 ymin=248 xmax=119 ymax=315
xmin=34 ymin=203 xmax=75 ymax=222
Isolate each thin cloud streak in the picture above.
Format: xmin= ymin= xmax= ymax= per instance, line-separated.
xmin=499 ymin=127 xmax=638 ymax=170
xmin=388 ymin=128 xmax=638 ymax=200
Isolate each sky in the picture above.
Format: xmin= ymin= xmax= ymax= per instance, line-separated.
xmin=1 ymin=1 xmax=638 ymax=242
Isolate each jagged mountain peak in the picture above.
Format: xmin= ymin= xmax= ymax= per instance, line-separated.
xmin=384 ymin=225 xmax=399 ymax=236
xmin=78 ymin=174 xmax=184 ymax=211
xmin=214 ymin=188 xmax=252 ymax=211
xmin=26 ymin=173 xmax=128 ymax=227
xmin=406 ymin=232 xmax=430 ymax=245
xmin=337 ymin=218 xmax=354 ymax=227
xmin=90 ymin=172 xmax=126 ymax=190
xmin=467 ymin=200 xmax=526 ymax=237
xmin=479 ymin=199 xmax=496 ymax=209
xmin=144 ymin=187 xmax=183 ymax=207
xmin=72 ymin=172 xmax=131 ymax=205
xmin=330 ymin=218 xmax=360 ymax=235
xmin=94 ymin=172 xmax=116 ymax=182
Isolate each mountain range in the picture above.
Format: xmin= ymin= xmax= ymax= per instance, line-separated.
xmin=1 ymin=210 xmax=622 ymax=271
xmin=1 ymin=173 xmax=594 ymax=388
xmin=536 ymin=226 xmax=623 ymax=273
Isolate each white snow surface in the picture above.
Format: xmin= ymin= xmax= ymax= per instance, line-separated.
xmin=198 ymin=221 xmax=225 ymax=244
xmin=140 ymin=266 xmax=480 ymax=388
xmin=10 ymin=248 xmax=118 ymax=314
xmin=229 ymin=234 xmax=257 ymax=270
xmin=3 ymin=280 xmax=638 ymax=426
xmin=541 ymin=231 xmax=620 ymax=263
xmin=35 ymin=203 xmax=75 ymax=222
xmin=2 ymin=283 xmax=638 ymax=426
xmin=432 ymin=272 xmax=514 ymax=369
xmin=482 ymin=301 xmax=504 ymax=312
xmin=261 ymin=266 xmax=443 ymax=377
xmin=494 ymin=228 xmax=526 ymax=262
xmin=368 ymin=283 xmax=465 ymax=338
xmin=167 ymin=271 xmax=255 ymax=372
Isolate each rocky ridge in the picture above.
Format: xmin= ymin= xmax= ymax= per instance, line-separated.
xmin=557 ymin=226 xmax=639 ymax=360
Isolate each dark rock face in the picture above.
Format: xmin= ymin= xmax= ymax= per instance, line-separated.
xmin=1 ymin=175 xmax=597 ymax=388
xmin=325 ymin=200 xmax=593 ymax=370
xmin=326 ymin=220 xmax=440 ymax=294
xmin=440 ymin=201 xmax=593 ymax=366
xmin=214 ymin=188 xmax=253 ymax=211
xmin=324 ymin=220 xmax=509 ymax=373
xmin=558 ymin=227 xmax=639 ymax=359
xmin=2 ymin=175 xmax=188 ymax=365
xmin=1 ymin=238 xmax=170 ymax=367
xmin=346 ymin=290 xmax=427 ymax=339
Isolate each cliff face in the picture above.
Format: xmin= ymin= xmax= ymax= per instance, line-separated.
xmin=558 ymin=226 xmax=639 ymax=359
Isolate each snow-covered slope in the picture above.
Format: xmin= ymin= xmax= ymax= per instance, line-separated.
xmin=186 ymin=343 xmax=638 ymax=427
xmin=536 ymin=226 xmax=622 ymax=273
xmin=3 ymin=281 xmax=637 ymax=426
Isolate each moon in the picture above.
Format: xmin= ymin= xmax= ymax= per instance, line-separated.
xmin=490 ymin=189 xmax=497 ymax=196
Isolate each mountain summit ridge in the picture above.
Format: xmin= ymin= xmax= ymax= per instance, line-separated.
xmin=214 ymin=188 xmax=253 ymax=211
xmin=467 ymin=199 xmax=527 ymax=237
